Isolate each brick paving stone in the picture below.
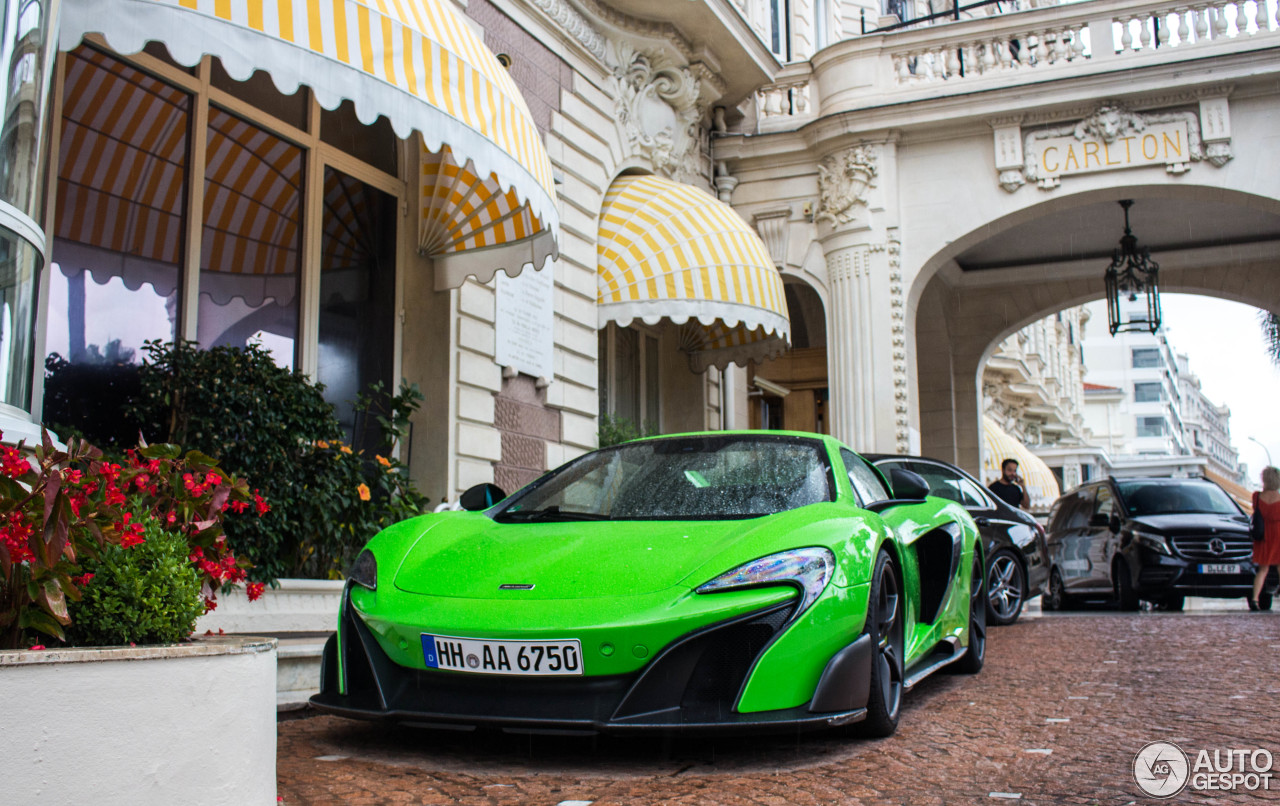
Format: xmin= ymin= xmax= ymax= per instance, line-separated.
xmin=278 ymin=611 xmax=1280 ymax=805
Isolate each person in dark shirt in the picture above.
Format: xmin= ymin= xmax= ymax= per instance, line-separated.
xmin=988 ymin=458 xmax=1029 ymax=509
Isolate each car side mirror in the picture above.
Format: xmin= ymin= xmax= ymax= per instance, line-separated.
xmin=1089 ymin=512 xmax=1111 ymax=528
xmin=1110 ymin=513 xmax=1121 ymax=532
xmin=889 ymin=468 xmax=930 ymax=501
xmin=459 ymin=483 xmax=506 ymax=511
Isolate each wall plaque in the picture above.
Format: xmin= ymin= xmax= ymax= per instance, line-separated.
xmin=495 ymin=265 xmax=555 ymax=381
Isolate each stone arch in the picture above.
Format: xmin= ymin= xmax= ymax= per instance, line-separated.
xmin=909 ymin=183 xmax=1280 ymax=474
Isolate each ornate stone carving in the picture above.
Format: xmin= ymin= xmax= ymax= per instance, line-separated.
xmin=815 ymin=146 xmax=877 ymax=226
xmin=752 ymin=207 xmax=791 ymax=267
xmin=1021 ymin=102 xmax=1218 ymax=191
xmin=528 ymin=0 xmax=607 ymax=62
xmin=611 ymin=43 xmax=704 ymax=182
xmin=872 ymin=236 xmax=910 ymax=453
xmin=998 ymin=170 xmax=1025 ymax=193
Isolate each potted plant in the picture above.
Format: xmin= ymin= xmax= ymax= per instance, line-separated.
xmin=0 ymin=432 xmax=278 ymax=804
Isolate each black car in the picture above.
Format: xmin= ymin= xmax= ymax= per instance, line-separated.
xmin=1042 ymin=476 xmax=1272 ymax=611
xmin=868 ymin=454 xmax=1050 ymax=625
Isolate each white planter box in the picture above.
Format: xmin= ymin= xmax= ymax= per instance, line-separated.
xmin=196 ymin=578 xmax=345 ymax=634
xmin=0 ymin=636 xmax=277 ymax=806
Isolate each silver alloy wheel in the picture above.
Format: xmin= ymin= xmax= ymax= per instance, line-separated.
xmin=986 ymin=551 xmax=1025 ymax=625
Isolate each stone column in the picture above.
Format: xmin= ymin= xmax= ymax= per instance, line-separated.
xmin=822 ymin=235 xmax=906 ymax=452
xmin=815 ymin=142 xmax=910 ymax=454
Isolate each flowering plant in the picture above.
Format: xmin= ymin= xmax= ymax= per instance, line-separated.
xmin=0 ymin=430 xmax=265 ymax=649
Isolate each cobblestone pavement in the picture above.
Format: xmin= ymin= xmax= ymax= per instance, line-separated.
xmin=278 ymin=606 xmax=1280 ymax=805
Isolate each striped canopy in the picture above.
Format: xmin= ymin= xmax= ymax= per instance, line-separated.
xmin=982 ymin=416 xmax=1061 ymax=512
xmin=60 ymin=0 xmax=559 ymax=287
xmin=597 ymin=174 xmax=790 ymax=372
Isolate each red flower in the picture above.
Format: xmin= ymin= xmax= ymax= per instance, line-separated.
xmin=253 ymin=490 xmax=270 ymax=516
xmin=72 ymin=572 xmax=94 ymax=586
xmin=0 ymin=511 xmax=34 ymax=564
xmin=104 ymin=483 xmax=126 ymax=506
xmin=116 ymin=512 xmax=146 ymax=548
xmin=205 ymin=471 xmax=222 ymax=486
xmin=203 ymin=596 xmax=217 ymax=612
xmin=29 ymin=644 xmax=44 ymax=651
xmin=64 ymin=469 xmax=83 ymax=485
xmin=166 ymin=510 xmax=177 ymax=525
xmin=246 ymin=582 xmax=265 ymax=602
xmin=99 ymin=462 xmax=122 ymax=483
xmin=0 ymin=445 xmax=29 ymax=478
xmin=226 ymin=499 xmax=249 ymax=514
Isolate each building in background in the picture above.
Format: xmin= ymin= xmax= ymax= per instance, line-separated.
xmin=1079 ymin=300 xmax=1248 ymax=498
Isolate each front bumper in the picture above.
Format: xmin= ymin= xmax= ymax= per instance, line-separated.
xmin=310 ymin=587 xmax=871 ymax=734
xmin=1129 ymin=550 xmax=1272 ymax=597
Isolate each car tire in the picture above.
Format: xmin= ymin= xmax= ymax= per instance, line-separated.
xmin=986 ymin=550 xmax=1025 ymax=626
xmin=853 ymin=549 xmax=904 ymax=739
xmin=1114 ymin=559 xmax=1140 ymax=612
xmin=1042 ymin=568 xmax=1070 ymax=612
xmin=1260 ymin=593 xmax=1274 ymax=612
xmin=1153 ymin=596 xmax=1184 ymax=612
xmin=954 ymin=552 xmax=987 ymax=675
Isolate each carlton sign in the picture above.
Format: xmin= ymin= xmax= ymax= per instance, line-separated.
xmin=1032 ymin=120 xmax=1191 ymax=181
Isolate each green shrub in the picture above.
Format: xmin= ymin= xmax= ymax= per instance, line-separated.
xmin=122 ymin=340 xmax=425 ymax=582
xmin=66 ymin=521 xmax=205 ymax=646
xmin=598 ymin=413 xmax=659 ymax=448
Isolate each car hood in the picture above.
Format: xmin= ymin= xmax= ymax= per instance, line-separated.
xmin=1128 ymin=513 xmax=1250 ymax=536
xmin=392 ymin=513 xmax=774 ymax=599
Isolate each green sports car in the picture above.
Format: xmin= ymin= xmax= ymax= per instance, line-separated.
xmin=311 ymin=431 xmax=986 ymax=736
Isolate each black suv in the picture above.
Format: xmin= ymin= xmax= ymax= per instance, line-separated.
xmin=1043 ymin=476 xmax=1270 ymax=611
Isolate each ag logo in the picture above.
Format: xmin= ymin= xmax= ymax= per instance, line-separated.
xmin=1134 ymin=741 xmax=1190 ymax=798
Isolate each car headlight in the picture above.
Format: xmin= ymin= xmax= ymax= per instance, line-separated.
xmin=350 ymin=549 xmax=377 ymax=590
xmin=695 ymin=547 xmax=835 ymax=615
xmin=1132 ymin=530 xmax=1171 ymax=556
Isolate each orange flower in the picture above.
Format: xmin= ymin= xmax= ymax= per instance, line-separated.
xmin=339 ymin=445 xmax=353 ymax=455
xmin=357 ymin=483 xmax=371 ymax=501
xmin=315 ymin=440 xmax=330 ymax=449
xmin=376 ymin=455 xmax=391 ymax=467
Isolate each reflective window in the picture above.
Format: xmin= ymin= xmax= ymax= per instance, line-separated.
xmin=50 ymin=47 xmax=186 ymax=366
xmin=909 ymin=460 xmax=991 ymax=509
xmin=1118 ymin=480 xmax=1240 ymax=516
xmin=317 ymin=168 xmax=396 ymax=443
xmin=1136 ymin=415 xmax=1166 ymax=437
xmin=842 ymin=448 xmax=889 ymax=506
xmin=1133 ymin=381 xmax=1162 ymax=403
xmin=0 ymin=0 xmax=52 ymax=219
xmin=495 ymin=436 xmax=833 ymax=521
xmin=1131 ymin=348 xmax=1161 ymax=368
xmin=0 ymin=228 xmax=36 ymax=406
xmin=197 ymin=107 xmax=301 ymax=368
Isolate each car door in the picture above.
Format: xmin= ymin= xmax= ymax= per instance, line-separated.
xmin=1055 ymin=486 xmax=1096 ymax=591
xmin=1084 ymin=484 xmax=1118 ymax=591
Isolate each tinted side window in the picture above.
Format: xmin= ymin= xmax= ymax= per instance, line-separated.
xmin=1062 ymin=487 xmax=1096 ymax=530
xmin=842 ymin=449 xmax=890 ymax=506
xmin=1094 ymin=486 xmax=1115 ymax=519
xmin=910 ymin=461 xmax=991 ymax=509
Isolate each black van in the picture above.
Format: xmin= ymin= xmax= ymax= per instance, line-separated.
xmin=1042 ymin=476 xmax=1270 ymax=611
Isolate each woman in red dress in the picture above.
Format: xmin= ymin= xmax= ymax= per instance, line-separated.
xmin=1251 ymin=466 xmax=1280 ymax=610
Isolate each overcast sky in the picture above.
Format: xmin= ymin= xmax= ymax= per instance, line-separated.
xmin=1141 ymin=294 xmax=1280 ymax=483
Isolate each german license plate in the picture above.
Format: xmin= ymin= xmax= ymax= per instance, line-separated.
xmin=1199 ymin=563 xmax=1241 ymax=574
xmin=422 ymin=634 xmax=583 ymax=676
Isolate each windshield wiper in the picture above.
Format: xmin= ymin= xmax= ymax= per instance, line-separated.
xmin=495 ymin=506 xmax=610 ymax=522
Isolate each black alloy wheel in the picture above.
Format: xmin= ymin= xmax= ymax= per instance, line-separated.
xmin=986 ymin=550 xmax=1026 ymax=626
xmin=954 ymin=552 xmax=986 ymax=674
xmin=1042 ymin=568 xmax=1070 ymax=611
xmin=1113 ymin=559 xmax=1140 ymax=611
xmin=855 ymin=550 xmax=905 ymax=738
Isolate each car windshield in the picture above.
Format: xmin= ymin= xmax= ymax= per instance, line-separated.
xmin=1116 ymin=480 xmax=1241 ymax=517
xmin=492 ymin=435 xmax=834 ymax=522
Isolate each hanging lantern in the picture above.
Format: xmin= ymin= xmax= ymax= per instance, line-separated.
xmin=1105 ymin=199 xmax=1161 ymax=336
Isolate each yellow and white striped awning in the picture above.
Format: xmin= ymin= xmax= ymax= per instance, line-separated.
xmin=597 ymin=175 xmax=790 ymax=372
xmin=61 ymin=0 xmax=558 ymax=288
xmin=982 ymin=416 xmax=1061 ymax=512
